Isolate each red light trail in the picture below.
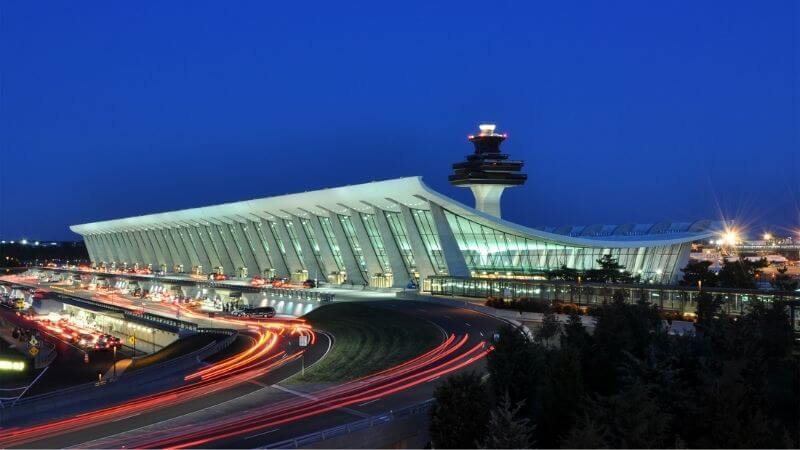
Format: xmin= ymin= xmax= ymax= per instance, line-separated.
xmin=90 ymin=334 xmax=489 ymax=449
xmin=0 ymin=322 xmax=308 ymax=448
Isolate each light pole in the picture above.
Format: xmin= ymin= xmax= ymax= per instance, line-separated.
xmin=112 ymin=345 xmax=117 ymax=379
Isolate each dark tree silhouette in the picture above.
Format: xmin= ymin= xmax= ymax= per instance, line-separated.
xmin=429 ymin=371 xmax=490 ymax=449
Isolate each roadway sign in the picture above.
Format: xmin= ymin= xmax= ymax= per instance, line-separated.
xmin=298 ymin=335 xmax=309 ymax=347
xmin=29 ymin=346 xmax=39 ymax=357
xmin=29 ymin=336 xmax=38 ymax=347
xmin=128 ymin=335 xmax=136 ymax=345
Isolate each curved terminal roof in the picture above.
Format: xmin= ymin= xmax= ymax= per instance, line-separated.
xmin=71 ymin=177 xmax=721 ymax=249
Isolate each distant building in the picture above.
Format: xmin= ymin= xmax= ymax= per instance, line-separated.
xmin=71 ymin=125 xmax=720 ymax=286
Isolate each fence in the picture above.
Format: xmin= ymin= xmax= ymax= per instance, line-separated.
xmin=262 ymin=399 xmax=435 ymax=449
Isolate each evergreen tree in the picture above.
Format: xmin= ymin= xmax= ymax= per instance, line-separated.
xmin=536 ymin=345 xmax=585 ymax=447
xmin=694 ymin=291 xmax=723 ymax=337
xmin=561 ymin=311 xmax=590 ymax=350
xmin=561 ymin=416 xmax=608 ymax=448
xmin=680 ymin=259 xmax=718 ymax=287
xmin=429 ymin=371 xmax=490 ymax=449
xmin=585 ymin=254 xmax=638 ymax=283
xmin=585 ymin=381 xmax=672 ymax=448
xmin=718 ymin=257 xmax=767 ymax=289
xmin=771 ymin=266 xmax=799 ymax=291
xmin=479 ymin=393 xmax=535 ymax=449
xmin=535 ymin=310 xmax=561 ymax=345
xmin=546 ymin=264 xmax=579 ymax=281
xmin=487 ymin=324 xmax=541 ymax=416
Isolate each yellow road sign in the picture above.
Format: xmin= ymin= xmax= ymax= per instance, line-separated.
xmin=29 ymin=346 xmax=39 ymax=357
xmin=128 ymin=335 xmax=136 ymax=344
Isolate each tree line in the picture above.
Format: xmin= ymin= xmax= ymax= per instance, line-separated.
xmin=430 ymin=292 xmax=799 ymax=448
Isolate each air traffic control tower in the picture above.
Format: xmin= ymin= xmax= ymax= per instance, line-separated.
xmin=449 ymin=124 xmax=527 ymax=218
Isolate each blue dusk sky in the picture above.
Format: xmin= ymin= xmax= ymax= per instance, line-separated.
xmin=1 ymin=1 xmax=797 ymax=240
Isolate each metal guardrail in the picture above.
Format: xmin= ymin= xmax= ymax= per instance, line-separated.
xmin=46 ymin=291 xmax=199 ymax=332
xmin=261 ymin=399 xmax=435 ymax=449
xmin=34 ymin=268 xmax=336 ymax=303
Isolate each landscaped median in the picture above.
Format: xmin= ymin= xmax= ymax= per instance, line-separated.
xmin=292 ymin=302 xmax=443 ymax=383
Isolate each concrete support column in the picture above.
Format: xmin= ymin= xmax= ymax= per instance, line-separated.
xmin=115 ymin=232 xmax=137 ymax=265
xmin=194 ymin=226 xmax=222 ymax=270
xmin=149 ymin=229 xmax=175 ymax=269
xmin=322 ymin=211 xmax=366 ymax=286
xmin=288 ymin=215 xmax=326 ymax=281
xmin=207 ymin=225 xmax=237 ymax=275
xmin=243 ymin=220 xmax=273 ymax=275
xmin=107 ymin=233 xmax=130 ymax=265
xmin=428 ymin=202 xmax=470 ymax=277
xmin=271 ymin=219 xmax=304 ymax=274
xmin=184 ymin=226 xmax=212 ymax=271
xmin=370 ymin=207 xmax=411 ymax=287
xmin=133 ymin=230 xmax=159 ymax=267
xmin=138 ymin=229 xmax=160 ymax=266
xmin=174 ymin=227 xmax=201 ymax=269
xmin=120 ymin=231 xmax=144 ymax=266
xmin=347 ymin=212 xmax=383 ymax=278
xmin=258 ymin=218 xmax=289 ymax=277
xmin=167 ymin=227 xmax=193 ymax=271
xmin=229 ymin=221 xmax=262 ymax=276
xmin=83 ymin=235 xmax=100 ymax=264
xmin=84 ymin=235 xmax=102 ymax=264
xmin=159 ymin=227 xmax=186 ymax=271
xmin=217 ymin=223 xmax=247 ymax=275
xmin=467 ymin=184 xmax=508 ymax=218
xmin=307 ymin=215 xmax=339 ymax=280
xmin=398 ymin=205 xmax=436 ymax=281
xmin=97 ymin=234 xmax=116 ymax=264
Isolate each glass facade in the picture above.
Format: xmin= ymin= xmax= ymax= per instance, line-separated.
xmin=411 ymin=209 xmax=447 ymax=273
xmin=319 ymin=217 xmax=345 ymax=271
xmin=283 ymin=219 xmax=305 ymax=267
xmin=300 ymin=218 xmax=327 ymax=274
xmin=426 ymin=276 xmax=800 ymax=325
xmin=384 ymin=211 xmax=416 ymax=273
xmin=444 ymin=209 xmax=685 ymax=282
xmin=338 ymin=215 xmax=368 ymax=276
xmin=225 ymin=224 xmax=248 ymax=269
xmin=268 ymin=221 xmax=287 ymax=256
xmin=202 ymin=227 xmax=224 ymax=268
xmin=360 ymin=213 xmax=391 ymax=273
xmin=237 ymin=222 xmax=263 ymax=273
xmin=252 ymin=221 xmax=276 ymax=269
xmin=82 ymin=199 xmax=696 ymax=285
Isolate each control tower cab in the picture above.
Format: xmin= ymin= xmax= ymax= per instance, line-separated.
xmin=449 ymin=124 xmax=527 ymax=218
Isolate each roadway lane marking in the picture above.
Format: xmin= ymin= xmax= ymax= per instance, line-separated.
xmin=112 ymin=412 xmax=141 ymax=422
xmin=244 ymin=428 xmax=280 ymax=439
xmin=272 ymin=384 xmax=318 ymax=401
xmin=358 ymin=398 xmax=381 ymax=406
xmin=464 ymin=322 xmax=471 ymax=327
xmin=69 ymin=334 xmax=335 ymax=448
xmin=272 ymin=385 xmax=369 ymax=418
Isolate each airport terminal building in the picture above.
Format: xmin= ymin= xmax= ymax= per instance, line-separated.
xmin=71 ymin=125 xmax=719 ymax=288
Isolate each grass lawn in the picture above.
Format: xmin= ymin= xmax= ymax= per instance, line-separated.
xmin=294 ymin=302 xmax=443 ymax=383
